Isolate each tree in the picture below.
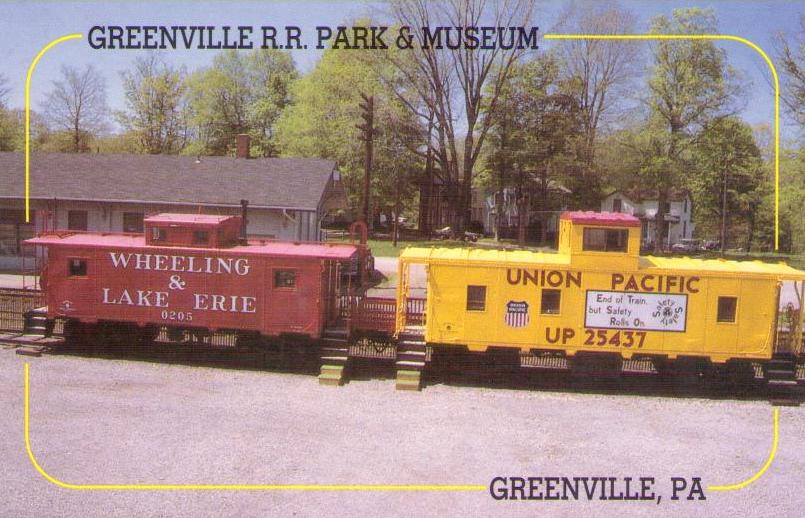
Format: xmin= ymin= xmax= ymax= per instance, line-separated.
xmin=186 ymin=49 xmax=296 ymax=157
xmin=775 ymin=15 xmax=805 ymax=127
xmin=0 ymin=74 xmax=18 ymax=151
xmin=482 ymin=55 xmax=583 ymax=244
xmin=386 ymin=0 xmax=536 ymax=231
xmin=118 ymin=55 xmax=189 ymax=154
xmin=43 ymin=65 xmax=107 ymax=152
xmin=690 ymin=117 xmax=763 ymax=251
xmin=554 ymin=1 xmax=640 ymax=167
xmin=647 ymin=8 xmax=740 ymax=251
xmin=275 ymin=43 xmax=422 ymax=225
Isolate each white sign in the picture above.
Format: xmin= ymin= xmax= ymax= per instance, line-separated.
xmin=585 ymin=290 xmax=687 ymax=332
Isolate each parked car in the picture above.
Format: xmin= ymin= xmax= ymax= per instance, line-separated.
xmin=434 ymin=226 xmax=480 ymax=242
xmin=671 ymin=238 xmax=703 ymax=254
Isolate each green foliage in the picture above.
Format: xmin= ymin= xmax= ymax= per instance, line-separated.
xmin=275 ymin=43 xmax=422 ymax=216
xmin=118 ymin=55 xmax=189 ymax=154
xmin=690 ymin=117 xmax=764 ymax=249
xmin=186 ymin=49 xmax=297 ymax=157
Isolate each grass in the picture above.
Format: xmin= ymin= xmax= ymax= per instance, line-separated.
xmin=329 ymin=237 xmax=557 ymax=257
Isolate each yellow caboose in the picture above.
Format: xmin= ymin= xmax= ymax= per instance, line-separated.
xmin=396 ymin=212 xmax=804 ymax=385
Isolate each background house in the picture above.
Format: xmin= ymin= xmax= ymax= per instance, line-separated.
xmin=476 ymin=181 xmax=572 ymax=242
xmin=601 ymin=188 xmax=694 ymax=248
xmin=0 ymin=150 xmax=347 ymax=269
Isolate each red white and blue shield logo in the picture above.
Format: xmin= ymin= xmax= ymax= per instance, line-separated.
xmin=505 ymin=301 xmax=529 ymax=328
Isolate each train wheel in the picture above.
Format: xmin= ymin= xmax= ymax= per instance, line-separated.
xmin=137 ymin=324 xmax=160 ymax=346
xmin=63 ymin=320 xmax=87 ymax=349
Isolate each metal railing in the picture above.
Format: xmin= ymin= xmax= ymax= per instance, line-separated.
xmin=0 ymin=288 xmax=45 ymax=332
xmin=336 ymin=294 xmax=426 ymax=334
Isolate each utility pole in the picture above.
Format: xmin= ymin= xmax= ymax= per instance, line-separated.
xmin=356 ymin=93 xmax=374 ymax=230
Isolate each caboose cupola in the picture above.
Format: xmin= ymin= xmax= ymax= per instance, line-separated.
xmin=143 ymin=213 xmax=242 ymax=248
xmin=558 ymin=211 xmax=641 ymax=269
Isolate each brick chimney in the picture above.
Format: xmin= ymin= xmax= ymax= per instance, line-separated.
xmin=236 ymin=134 xmax=250 ymax=159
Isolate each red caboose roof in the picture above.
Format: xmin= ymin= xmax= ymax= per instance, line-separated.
xmin=144 ymin=213 xmax=236 ymax=225
xmin=560 ymin=211 xmax=641 ymax=227
xmin=26 ymin=232 xmax=359 ymax=259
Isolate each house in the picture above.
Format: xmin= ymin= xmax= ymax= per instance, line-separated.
xmin=600 ymin=188 xmax=694 ymax=248
xmin=0 ymin=146 xmax=348 ymax=269
xmin=476 ymin=180 xmax=572 ymax=242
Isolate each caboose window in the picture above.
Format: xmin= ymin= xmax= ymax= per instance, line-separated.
xmin=152 ymin=227 xmax=167 ymax=241
xmin=68 ymin=258 xmax=87 ymax=277
xmin=466 ymin=285 xmax=486 ymax=311
xmin=541 ymin=289 xmax=561 ymax=314
xmin=717 ymin=297 xmax=737 ymax=323
xmin=583 ymin=228 xmax=628 ymax=252
xmin=193 ymin=230 xmax=209 ymax=244
xmin=274 ymin=270 xmax=296 ymax=288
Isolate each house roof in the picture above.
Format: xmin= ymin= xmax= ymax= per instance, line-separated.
xmin=605 ymin=187 xmax=690 ymax=203
xmin=0 ymin=152 xmax=338 ymax=211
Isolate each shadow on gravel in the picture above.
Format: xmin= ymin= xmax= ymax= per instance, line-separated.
xmin=38 ymin=340 xmax=802 ymax=404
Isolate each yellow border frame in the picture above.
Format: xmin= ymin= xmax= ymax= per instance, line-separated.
xmin=20 ymin=32 xmax=782 ymax=493
xmin=544 ymin=33 xmax=781 ymax=250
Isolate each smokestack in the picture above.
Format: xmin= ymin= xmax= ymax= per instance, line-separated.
xmin=240 ymin=199 xmax=249 ymax=244
xmin=236 ymin=134 xmax=250 ymax=159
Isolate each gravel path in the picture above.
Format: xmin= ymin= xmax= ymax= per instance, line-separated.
xmin=2 ymin=347 xmax=804 ymax=517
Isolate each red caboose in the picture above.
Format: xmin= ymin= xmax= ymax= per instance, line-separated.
xmin=27 ymin=213 xmax=360 ymax=341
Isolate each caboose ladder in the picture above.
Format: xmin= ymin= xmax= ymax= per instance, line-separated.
xmin=318 ymin=327 xmax=350 ymax=386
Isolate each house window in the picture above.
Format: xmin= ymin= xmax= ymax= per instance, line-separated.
xmin=717 ymin=297 xmax=737 ymax=323
xmin=192 ymin=230 xmax=209 ymax=244
xmin=612 ymin=198 xmax=622 ymax=212
xmin=274 ymin=270 xmax=296 ymax=288
xmin=466 ymin=285 xmax=486 ymax=311
xmin=123 ymin=212 xmax=144 ymax=233
xmin=68 ymin=258 xmax=87 ymax=277
xmin=582 ymin=228 xmax=628 ymax=252
xmin=151 ymin=227 xmax=167 ymax=241
xmin=0 ymin=209 xmax=34 ymax=256
xmin=541 ymin=289 xmax=561 ymax=314
xmin=67 ymin=210 xmax=88 ymax=231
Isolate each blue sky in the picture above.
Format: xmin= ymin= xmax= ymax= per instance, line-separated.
xmin=0 ymin=0 xmax=802 ymax=138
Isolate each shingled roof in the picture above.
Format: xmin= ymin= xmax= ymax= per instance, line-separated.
xmin=0 ymin=152 xmax=338 ymax=210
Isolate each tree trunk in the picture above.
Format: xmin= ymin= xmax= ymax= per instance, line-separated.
xmin=654 ymin=190 xmax=668 ymax=253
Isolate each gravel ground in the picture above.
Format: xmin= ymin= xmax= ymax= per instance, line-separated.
xmin=2 ymin=346 xmax=804 ymax=517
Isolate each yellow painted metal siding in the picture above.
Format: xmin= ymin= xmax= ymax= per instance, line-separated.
xmin=422 ymin=263 xmax=780 ymax=362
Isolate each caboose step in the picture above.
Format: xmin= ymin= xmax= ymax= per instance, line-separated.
xmin=396 ymin=360 xmax=425 ymax=369
xmin=395 ymin=369 xmax=422 ymax=391
xmin=318 ymin=364 xmax=346 ymax=386
xmin=766 ymin=369 xmax=796 ymax=380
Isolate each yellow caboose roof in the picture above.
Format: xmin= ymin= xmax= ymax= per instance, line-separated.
xmin=400 ymin=246 xmax=805 ymax=280
xmin=641 ymin=255 xmax=805 ymax=279
xmin=400 ymin=247 xmax=570 ymax=266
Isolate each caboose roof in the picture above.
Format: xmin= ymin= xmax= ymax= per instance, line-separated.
xmin=26 ymin=232 xmax=358 ymax=259
xmin=145 ymin=213 xmax=236 ymax=225
xmin=641 ymin=255 xmax=805 ymax=279
xmin=560 ymin=211 xmax=641 ymax=227
xmin=400 ymin=247 xmax=570 ymax=266
xmin=401 ymin=247 xmax=805 ymax=280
